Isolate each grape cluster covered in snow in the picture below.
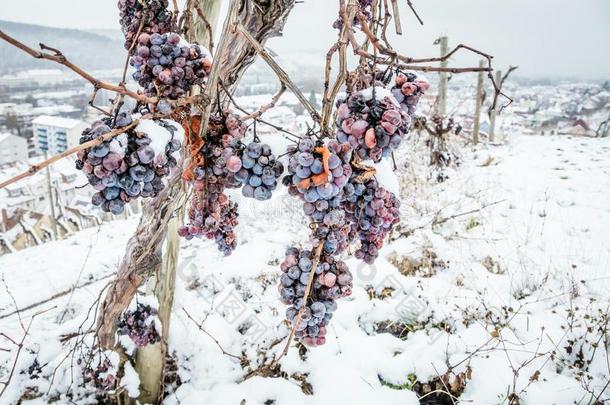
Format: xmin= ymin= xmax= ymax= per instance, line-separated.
xmin=335 ymin=87 xmax=412 ymax=162
xmin=390 ymin=71 xmax=430 ymax=116
xmin=75 ymin=113 xmax=181 ymax=215
xmin=344 ymin=178 xmax=401 ymax=264
xmin=131 ymin=32 xmax=212 ymax=99
xmin=284 ymin=138 xmax=352 ymax=204
xmin=179 ymin=113 xmax=247 ymax=255
xmin=118 ymin=0 xmax=174 ymax=51
xmin=82 ymin=358 xmax=116 ymax=392
xmin=117 ymin=303 xmax=161 ymax=347
xmin=280 ymin=247 xmax=353 ymax=346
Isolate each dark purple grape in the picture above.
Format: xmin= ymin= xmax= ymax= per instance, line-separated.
xmin=75 ymin=113 xmax=182 ymax=215
xmin=279 ymin=248 xmax=352 ymax=347
xmin=117 ymin=303 xmax=160 ymax=347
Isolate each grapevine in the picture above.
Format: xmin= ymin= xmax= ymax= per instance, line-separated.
xmin=0 ymin=0 xmax=509 ymax=381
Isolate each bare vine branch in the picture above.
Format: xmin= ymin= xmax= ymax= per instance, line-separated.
xmin=0 ymin=118 xmax=147 ymax=190
xmin=243 ymin=83 xmax=287 ymax=121
xmin=235 ymin=22 xmax=321 ymax=124
xmin=0 ymin=30 xmax=153 ymax=104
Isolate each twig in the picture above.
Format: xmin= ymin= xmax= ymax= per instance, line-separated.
xmin=194 ymin=5 xmax=215 ymax=53
xmin=431 ymin=363 xmax=457 ymax=405
xmin=432 ymin=199 xmax=506 ymax=227
xmin=500 ymin=66 xmax=518 ymax=89
xmin=0 ymin=272 xmax=117 ymax=321
xmin=320 ymin=0 xmax=357 ymax=133
xmin=1 ymin=275 xmax=25 ymax=331
xmin=88 ymin=87 xmax=112 ymax=117
xmin=235 ymin=22 xmax=321 ymax=124
xmin=392 ymin=199 xmax=506 ymax=240
xmin=243 ymin=83 xmax=286 ymax=121
xmin=0 ymin=30 xmax=153 ymax=104
xmin=406 ymin=0 xmax=424 ymax=25
xmin=0 ymin=117 xmax=145 ymax=190
xmin=339 ymin=9 xmax=512 ymax=113
xmin=120 ymin=15 xmax=145 ymax=85
xmin=182 ymin=308 xmax=243 ymax=361
xmin=219 ymin=81 xmax=301 ymax=141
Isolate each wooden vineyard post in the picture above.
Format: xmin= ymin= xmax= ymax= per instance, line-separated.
xmin=44 ymin=151 xmax=60 ymax=240
xmin=472 ymin=60 xmax=485 ymax=145
xmin=489 ymin=69 xmax=502 ymax=143
xmin=438 ymin=36 xmax=448 ymax=118
xmin=135 ymin=203 xmax=185 ymax=403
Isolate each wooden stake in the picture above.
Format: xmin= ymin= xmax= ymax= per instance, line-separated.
xmin=135 ymin=204 xmax=184 ymax=404
xmin=489 ymin=69 xmax=502 ymax=143
xmin=438 ymin=36 xmax=448 ymax=117
xmin=44 ymin=151 xmax=59 ymax=240
xmin=390 ymin=0 xmax=402 ymax=35
xmin=472 ymin=60 xmax=485 ymax=145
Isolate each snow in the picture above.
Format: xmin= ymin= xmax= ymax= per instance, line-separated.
xmin=360 ymin=86 xmax=399 ymax=106
xmin=135 ymin=119 xmax=185 ymax=158
xmin=1 ymin=133 xmax=609 ymax=404
xmin=122 ymin=362 xmax=141 ymax=398
xmin=31 ymin=115 xmax=83 ymax=129
xmin=0 ymin=133 xmax=20 ymax=144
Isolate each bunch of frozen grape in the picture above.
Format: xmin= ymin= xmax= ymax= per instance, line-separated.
xmin=75 ymin=113 xmax=181 ymax=215
xmin=237 ymin=142 xmax=284 ymax=201
xmin=118 ymin=0 xmax=174 ymax=51
xmin=179 ymin=188 xmax=239 ymax=255
xmin=82 ymin=358 xmax=116 ymax=391
xmin=284 ymin=138 xmax=353 ymax=204
xmin=200 ymin=113 xmax=248 ymax=190
xmin=343 ymin=178 xmax=400 ymax=264
xmin=309 ymin=208 xmax=352 ymax=255
xmin=178 ymin=113 xmax=246 ymax=255
xmin=117 ymin=303 xmax=161 ymax=348
xmin=130 ymin=32 xmax=212 ymax=99
xmin=280 ymin=247 xmax=353 ymax=346
xmin=335 ymin=88 xmax=411 ymax=162
xmin=390 ymin=71 xmax=430 ymax=116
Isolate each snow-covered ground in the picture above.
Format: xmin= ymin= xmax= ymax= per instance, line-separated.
xmin=1 ymin=133 xmax=609 ymax=405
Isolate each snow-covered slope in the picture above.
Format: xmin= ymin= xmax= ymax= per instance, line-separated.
xmin=1 ymin=134 xmax=609 ymax=404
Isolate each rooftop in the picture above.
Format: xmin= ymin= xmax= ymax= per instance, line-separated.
xmin=0 ymin=132 xmax=22 ymax=143
xmin=31 ymin=115 xmax=84 ymax=129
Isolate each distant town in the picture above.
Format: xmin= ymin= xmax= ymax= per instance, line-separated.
xmin=0 ymin=62 xmax=608 ymax=254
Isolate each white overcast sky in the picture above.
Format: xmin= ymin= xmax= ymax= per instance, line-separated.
xmin=2 ymin=0 xmax=609 ymax=79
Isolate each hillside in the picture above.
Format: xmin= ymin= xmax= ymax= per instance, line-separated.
xmin=1 ymin=133 xmax=609 ymax=404
xmin=0 ymin=20 xmax=125 ymax=73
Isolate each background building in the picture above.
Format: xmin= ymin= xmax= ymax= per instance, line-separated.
xmin=32 ymin=115 xmax=87 ymax=154
xmin=0 ymin=132 xmax=28 ymax=165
